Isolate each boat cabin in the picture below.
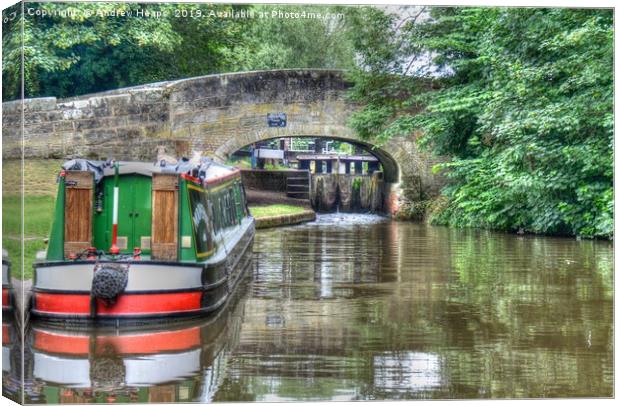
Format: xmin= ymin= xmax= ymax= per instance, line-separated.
xmin=45 ymin=159 xmax=250 ymax=263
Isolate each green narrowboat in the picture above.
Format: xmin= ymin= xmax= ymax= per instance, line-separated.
xmin=31 ymin=158 xmax=254 ymax=323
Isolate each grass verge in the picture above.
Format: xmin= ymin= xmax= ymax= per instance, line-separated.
xmin=3 ymin=200 xmax=309 ymax=279
xmin=2 ymin=194 xmax=56 ymax=280
xmin=249 ymin=204 xmax=309 ymax=219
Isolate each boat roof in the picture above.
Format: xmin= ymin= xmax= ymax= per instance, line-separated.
xmin=62 ymin=158 xmax=239 ymax=185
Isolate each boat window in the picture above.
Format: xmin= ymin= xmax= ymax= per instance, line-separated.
xmin=223 ymin=193 xmax=229 ymax=228
xmin=220 ymin=194 xmax=225 ymax=230
xmin=239 ymin=183 xmax=249 ymax=216
xmin=229 ymin=188 xmax=238 ymax=225
xmin=224 ymin=193 xmax=230 ymax=226
xmin=214 ymin=194 xmax=222 ymax=232
xmin=187 ymin=183 xmax=214 ymax=257
xmin=234 ymin=183 xmax=243 ymax=221
xmin=209 ymin=182 xmax=245 ymax=235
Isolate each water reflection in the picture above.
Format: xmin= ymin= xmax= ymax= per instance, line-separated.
xmin=373 ymin=352 xmax=442 ymax=393
xmin=2 ymin=313 xmax=22 ymax=403
xmin=216 ymin=215 xmax=613 ymax=400
xmin=23 ymin=277 xmax=249 ymax=404
xmin=16 ymin=215 xmax=614 ymax=401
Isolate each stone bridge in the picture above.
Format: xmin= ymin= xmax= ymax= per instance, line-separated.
xmin=2 ymin=69 xmax=445 ymax=212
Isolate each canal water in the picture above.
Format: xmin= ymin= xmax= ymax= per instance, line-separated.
xmin=10 ymin=214 xmax=613 ymax=402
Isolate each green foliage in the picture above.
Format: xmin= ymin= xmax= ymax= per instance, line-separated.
xmin=249 ymin=204 xmax=309 ymax=219
xmin=4 ymin=2 xmax=184 ymax=98
xmin=2 ymin=3 xmax=356 ymax=100
xmin=2 ymin=194 xmax=56 ymax=279
xmin=335 ymin=142 xmax=353 ymax=154
xmin=347 ymin=7 xmax=613 ymax=238
xmin=263 ymin=162 xmax=289 ymax=171
xmin=393 ymin=200 xmax=432 ymax=221
xmin=236 ymin=5 xmax=354 ymax=71
xmin=3 ymin=4 xmax=613 ymax=239
xmin=225 ymin=156 xmax=252 ymax=169
xmin=291 ymin=138 xmax=314 ymax=151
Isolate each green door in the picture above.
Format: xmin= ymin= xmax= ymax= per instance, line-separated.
xmin=94 ymin=175 xmax=152 ymax=254
xmin=130 ymin=176 xmax=152 ymax=253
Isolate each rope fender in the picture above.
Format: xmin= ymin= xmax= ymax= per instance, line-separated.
xmin=90 ymin=263 xmax=130 ymax=318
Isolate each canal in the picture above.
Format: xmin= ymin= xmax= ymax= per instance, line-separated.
xmin=13 ymin=214 xmax=613 ymax=402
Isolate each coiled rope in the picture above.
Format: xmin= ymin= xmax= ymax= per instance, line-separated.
xmin=90 ymin=262 xmax=130 ymax=317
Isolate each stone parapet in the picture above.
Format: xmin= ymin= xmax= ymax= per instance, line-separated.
xmin=254 ymin=210 xmax=316 ymax=229
xmin=2 ymin=69 xmax=447 ymax=205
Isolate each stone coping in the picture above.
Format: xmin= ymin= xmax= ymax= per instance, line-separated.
xmin=254 ymin=210 xmax=316 ymax=229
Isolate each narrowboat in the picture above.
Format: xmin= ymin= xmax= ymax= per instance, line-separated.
xmin=2 ymin=249 xmax=13 ymax=313
xmin=31 ymin=158 xmax=254 ymax=323
xmin=25 ymin=284 xmax=246 ymax=403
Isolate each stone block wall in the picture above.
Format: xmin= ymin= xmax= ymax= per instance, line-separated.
xmin=2 ymin=69 xmax=447 ymax=207
xmin=1 ymin=88 xmax=184 ymax=161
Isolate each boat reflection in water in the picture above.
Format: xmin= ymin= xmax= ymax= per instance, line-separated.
xmin=2 ymin=313 xmax=22 ymax=403
xmin=10 ymin=212 xmax=615 ymax=401
xmin=372 ymin=352 xmax=443 ymax=395
xmin=24 ymin=273 xmax=250 ymax=404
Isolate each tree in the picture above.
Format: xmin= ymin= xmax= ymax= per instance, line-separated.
xmin=2 ymin=2 xmax=251 ymax=99
xmin=235 ymin=5 xmax=355 ymax=71
xmin=347 ymin=7 xmax=613 ymax=238
xmin=2 ymin=3 xmax=361 ymax=100
xmin=2 ymin=3 xmax=23 ymax=100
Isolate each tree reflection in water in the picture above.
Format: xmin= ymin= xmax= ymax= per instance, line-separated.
xmin=15 ymin=214 xmax=613 ymax=402
xmin=218 ymin=215 xmax=612 ymax=400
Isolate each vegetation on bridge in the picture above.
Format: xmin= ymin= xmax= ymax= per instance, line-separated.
xmin=346 ymin=7 xmax=613 ymax=239
xmin=2 ymin=2 xmax=353 ymax=99
xmin=2 ymin=4 xmax=612 ymax=238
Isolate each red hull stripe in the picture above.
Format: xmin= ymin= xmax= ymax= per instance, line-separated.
xmin=181 ymin=170 xmax=240 ymax=188
xmin=2 ymin=288 xmax=9 ymax=307
xmin=34 ymin=292 xmax=202 ymax=315
xmin=34 ymin=327 xmax=201 ymax=355
xmin=2 ymin=324 xmax=9 ymax=345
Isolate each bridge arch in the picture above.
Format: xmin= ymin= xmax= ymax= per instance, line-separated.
xmin=2 ymin=69 xmax=445 ymax=212
xmin=215 ymin=134 xmax=400 ymax=184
